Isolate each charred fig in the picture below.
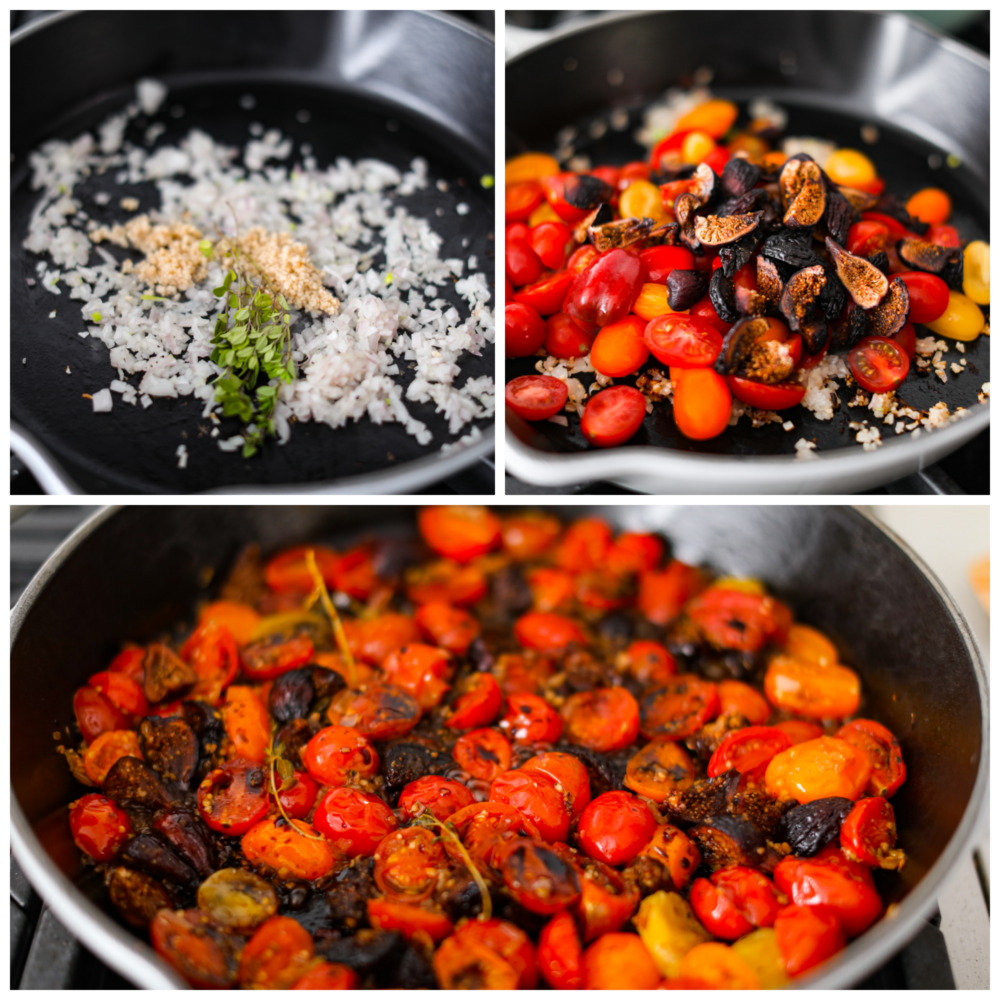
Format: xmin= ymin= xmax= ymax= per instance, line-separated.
xmin=720 ymin=157 xmax=761 ymax=199
xmin=897 ymin=237 xmax=950 ymax=274
xmin=829 ymin=302 xmax=868 ymax=352
xmin=825 ymin=237 xmax=889 ymax=309
xmin=715 ymin=317 xmax=796 ymax=384
xmin=708 ymin=268 xmax=739 ymax=324
xmin=719 ymin=231 xmax=761 ymax=279
xmin=779 ymin=264 xmax=826 ymax=333
xmin=589 ymin=216 xmax=656 ymax=252
xmin=755 ymin=256 xmax=784 ymax=313
xmin=865 ymin=276 xmax=910 ymax=339
xmin=563 ymin=173 xmax=615 ymax=210
xmin=667 ymin=268 xmax=710 ymax=311
xmin=694 ymin=211 xmax=763 ymax=247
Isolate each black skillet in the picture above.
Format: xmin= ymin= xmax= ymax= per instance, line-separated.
xmin=505 ymin=11 xmax=989 ymax=489
xmin=11 ymin=11 xmax=495 ymax=494
xmin=10 ymin=505 xmax=987 ymax=987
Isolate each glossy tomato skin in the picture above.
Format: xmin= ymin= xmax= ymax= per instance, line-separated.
xmin=640 ymin=245 xmax=695 ymax=284
xmin=545 ymin=312 xmax=596 ymax=359
xmin=531 ymin=221 xmax=574 ymax=270
xmin=639 ymin=674 xmax=719 ymax=740
xmin=505 ymin=374 xmax=570 ymax=421
xmin=499 ymin=691 xmax=563 ymax=744
xmin=521 ymin=752 xmax=592 ymax=818
xmin=446 ymin=672 xmax=503 ymax=729
xmin=644 ymin=313 xmax=723 ymax=368
xmin=708 ymin=726 xmax=792 ymax=777
xmin=452 ymin=729 xmax=512 ymax=782
xmin=513 ymin=270 xmax=576 ymax=315
xmin=274 ymin=770 xmax=318 ymax=819
xmin=537 ymin=910 xmax=584 ymax=989
xmin=313 ymin=787 xmax=398 ymax=857
xmin=514 ymin=611 xmax=586 ymax=653
xmin=689 ymin=866 xmax=784 ymax=939
xmin=590 ymin=315 xmax=649 ymax=377
xmin=69 ymin=793 xmax=132 ymax=861
xmin=765 ymin=736 xmax=871 ymax=804
xmin=302 ymin=725 xmax=379 ymax=786
xmin=505 ymin=231 xmax=543 ymax=287
xmin=894 ymin=271 xmax=949 ymax=324
xmin=690 ymin=294 xmax=731 ymax=335
xmin=580 ymin=385 xmax=647 ymax=448
xmin=564 ymin=249 xmax=646 ymax=328
xmin=848 ymin=336 xmax=910 ymax=393
xmin=491 ymin=769 xmax=571 ymax=843
xmin=836 ymin=719 xmax=906 ymax=798
xmin=505 ymin=302 xmax=546 ymax=357
xmin=773 ymin=903 xmax=845 ymax=977
xmin=727 ymin=376 xmax=805 ymax=411
xmin=74 ymin=685 xmax=129 ymax=743
xmin=398 ymin=775 xmax=476 ymax=822
xmin=672 ymin=366 xmax=732 ymax=440
xmin=198 ymin=759 xmax=270 ymax=835
xmin=892 ymin=321 xmax=917 ymax=360
xmin=773 ymin=853 xmax=881 ymax=938
xmin=576 ymin=791 xmax=656 ymax=866
xmin=560 ymin=687 xmax=640 ymax=753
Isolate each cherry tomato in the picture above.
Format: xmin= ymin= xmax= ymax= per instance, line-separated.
xmin=239 ymin=915 xmax=316 ymax=988
xmin=590 ymin=314 xmax=650 ymax=377
xmin=302 ymin=725 xmax=379 ymax=786
xmin=773 ymin=903 xmax=845 ymax=978
xmin=577 ymin=791 xmax=656 ymax=866
xmin=264 ymin=545 xmax=339 ymax=593
xmin=514 ymin=610 xmax=586 ymax=653
xmin=644 ymin=312 xmax=723 ymax=368
xmin=327 ymin=544 xmax=379 ymax=599
xmin=676 ymin=941 xmax=760 ymax=989
xmin=716 ymin=679 xmax=770 ymax=725
xmin=505 ymin=302 xmax=546 ymax=357
xmin=561 ymin=687 xmax=640 ymax=752
xmin=198 ymin=759 xmax=270 ymax=835
xmin=82 ymin=729 xmax=142 ymax=785
xmin=87 ymin=670 xmax=149 ymax=717
xmin=521 ymin=752 xmax=592 ymax=818
xmin=840 ymin=796 xmax=904 ymax=868
xmin=69 ymin=793 xmax=131 ymax=861
xmin=638 ymin=824 xmax=702 ymax=890
xmin=505 ymin=374 xmax=568 ymax=421
xmin=773 ymin=719 xmax=824 ymax=745
xmin=293 ymin=962 xmax=359 ymax=989
xmin=381 ymin=643 xmax=451 ymax=710
xmin=554 ymin=517 xmax=611 ymax=571
xmin=223 ymin=685 xmax=270 ymax=764
xmin=688 ymin=587 xmax=791 ymax=652
xmin=894 ymin=270 xmax=949 ymax=324
xmin=581 ymin=932 xmax=661 ymax=990
xmin=452 ymin=728 xmax=512 ymax=782
xmin=785 ymin=623 xmax=838 ymax=665
xmin=773 ymin=853 xmax=881 ymax=938
xmin=606 ymin=532 xmax=664 ymax=574
xmin=690 ymin=867 xmax=784 ymax=940
xmin=765 ymin=736 xmax=872 ymax=804
xmin=373 ymin=826 xmax=447 ymax=902
xmin=107 ymin=645 xmax=146 ymax=680
xmin=639 ymin=675 xmax=720 ymax=740
xmin=640 ymin=245 xmax=695 ymax=284
xmin=861 ymin=211 xmax=921 ymax=241
xmin=241 ymin=634 xmax=314 ymax=681
xmin=564 ymin=248 xmax=646 ymax=328
xmin=622 ymin=639 xmax=678 ymax=685
xmin=637 ymin=560 xmax=705 ymax=625
xmin=452 ymin=918 xmax=538 ymax=989
xmin=418 ymin=506 xmax=500 ymax=563
xmin=399 ymin=775 xmax=476 ymax=822
xmin=501 ymin=511 xmax=562 ymax=560
xmin=580 ymin=385 xmax=647 ymax=448
xmin=672 ymin=366 xmax=732 ymax=440
xmin=925 ymin=223 xmax=961 ymax=248
xmin=151 ymin=908 xmax=242 ymax=989
xmin=893 ymin=321 xmax=917 ymax=360
xmin=624 ymin=739 xmax=696 ymax=801
xmin=326 ymin=683 xmax=421 ymax=741
xmin=708 ymin=726 xmax=792 ymax=777
xmin=538 ymin=910 xmax=584 ymax=989
xmin=690 ymin=293 xmax=731 ymax=335
xmin=73 ymin=685 xmax=129 ymax=744
xmin=432 ymin=936 xmax=518 ymax=989
xmin=567 ymin=244 xmax=600 ymax=276
xmin=443 ymin=672 xmax=501 ymax=730
xmin=544 ymin=311 xmax=596 ymax=359
xmin=505 ymin=232 xmax=543 ymax=287
xmin=530 ymin=220 xmax=574 ymax=270
xmin=846 ymin=220 xmax=889 ymax=257
xmin=181 ymin=622 xmax=239 ymax=703
xmin=314 ymin=787 xmax=398 ymax=857
xmin=405 ymin=560 xmax=486 ymax=608
xmin=569 ymin=852 xmax=642 ymax=940
xmin=764 ymin=654 xmax=861 ymax=719
xmin=274 ymin=770 xmax=318 ymax=820
xmin=905 ymin=187 xmax=951 ymax=225
xmin=727 ymin=375 xmax=806 ymax=411
xmin=543 ymin=173 xmax=593 ymax=225
xmin=836 ymin=719 xmax=906 ymax=798
xmin=414 ymin=601 xmax=479 ymax=656
xmin=513 ymin=269 xmax=576 ymax=315
xmin=367 ymin=898 xmax=453 ymax=943
xmin=500 ymin=837 xmax=582 ymax=914
xmin=499 ymin=691 xmax=563 ymax=744
xmin=505 ymin=180 xmax=544 ymax=222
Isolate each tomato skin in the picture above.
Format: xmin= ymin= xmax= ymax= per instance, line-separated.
xmin=564 ymin=248 xmax=646 ymax=328
xmin=644 ymin=313 xmax=723 ymax=368
xmin=367 ymin=898 xmax=453 ymax=943
xmin=690 ymin=867 xmax=784 ymax=940
xmin=606 ymin=532 xmax=664 ymax=574
xmin=561 ymin=687 xmax=640 ymax=752
xmin=275 ymin=770 xmax=318 ymax=819
xmin=530 ymin=220 xmax=574 ymax=270
xmin=514 ymin=611 xmax=586 ymax=653
xmin=446 ymin=672 xmax=503 ymax=729
xmin=728 ymin=375 xmax=806 ymax=410
xmin=925 ymin=223 xmax=961 ymax=248
xmin=241 ymin=634 xmax=314 ymax=682
xmin=415 ymin=602 xmax=479 ymax=656
xmin=861 ymin=211 xmax=920 ymax=241
xmin=638 ymin=824 xmax=702 ymax=890
xmin=399 ymin=775 xmax=476 ymax=822
xmin=764 ymin=654 xmax=861 ymax=719
xmin=505 ymin=231 xmax=543 ymax=287
xmin=521 ymin=752 xmax=592 ymax=818
xmin=836 ymin=719 xmax=906 ymax=798
xmin=181 ymin=622 xmax=239 ymax=703
xmin=892 ymin=321 xmax=917 ymax=360
xmin=638 ymin=560 xmax=705 ymax=625
xmin=840 ymin=796 xmax=901 ymax=867
xmin=773 ymin=853 xmax=881 ymax=938
xmin=639 ymin=674 xmax=719 ymax=740
xmin=580 ymin=385 xmax=647 ymax=448
xmin=453 ymin=728 xmax=512 ymax=783
xmin=765 ymin=736 xmax=872 ymax=804
xmin=87 ymin=670 xmax=149 ymax=717
xmin=197 ymin=759 xmax=270 ymax=835
xmin=302 ymin=725 xmax=379 ymax=786
xmin=505 ymin=302 xmax=546 ymax=357
xmin=687 ymin=588 xmax=789 ymax=653
xmin=505 ymin=180 xmax=544 ymax=222
xmin=894 ymin=270 xmax=949 ymax=324
xmin=773 ymin=719 xmax=824 ymax=746
xmin=846 ymin=220 xmax=889 ymax=257
xmin=513 ymin=269 xmax=576 ymax=315
xmin=623 ymin=739 xmax=696 ymax=801
xmin=543 ymin=173 xmax=593 ymax=225
xmin=74 ymin=685 xmax=129 ymax=744
xmin=773 ymin=903 xmax=845 ymax=977
xmin=716 ymin=679 xmax=770 ymax=725
xmin=293 ymin=961 xmax=359 ymax=989
xmin=453 ymin=918 xmax=538 ymax=989
xmin=672 ymin=366 xmax=732 ymax=440
xmin=418 ymin=506 xmax=500 ymax=563
xmin=690 ymin=293 xmax=731 ymax=335
xmin=576 ymin=791 xmax=656 ymax=866
xmin=581 ymin=932 xmax=662 ymax=990
xmin=538 ymin=910 xmax=585 ymax=989
xmin=640 ymin=245 xmax=695 ymax=284
xmin=499 ymin=691 xmax=563 ymax=744
xmin=69 ymin=793 xmax=132 ymax=861
xmin=590 ymin=314 xmax=650 ymax=377
xmin=544 ymin=311 xmax=596 ymax=359
xmin=708 ymin=726 xmax=792 ymax=777
xmin=313 ymin=787 xmax=398 ymax=857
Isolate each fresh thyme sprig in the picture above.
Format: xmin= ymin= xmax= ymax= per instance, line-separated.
xmin=206 ymin=224 xmax=295 ymax=458
xmin=265 ymin=731 xmax=325 ymax=841
xmin=303 ymin=548 xmax=358 ymax=687
xmin=412 ymin=812 xmax=492 ymax=921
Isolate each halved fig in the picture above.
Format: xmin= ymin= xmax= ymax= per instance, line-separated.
xmin=103 ymin=755 xmax=171 ymax=809
xmin=755 ymin=257 xmax=784 ymax=312
xmin=107 ymin=867 xmax=173 ymax=928
xmin=864 ymin=276 xmax=910 ymax=339
xmin=667 ymin=269 xmax=710 ymax=311
xmin=673 ymin=192 xmax=702 ymax=227
xmin=590 ymin=216 xmax=656 ymax=252
xmin=120 ymin=830 xmax=198 ymax=886
xmin=775 ymin=797 xmax=853 ymax=856
xmin=719 ymin=231 xmax=761 ymax=278
xmin=761 ymin=229 xmax=822 ymax=271
xmin=564 ymin=174 xmax=615 ymax=210
xmin=688 ymin=162 xmax=717 ymax=204
xmin=837 ymin=185 xmax=879 ymax=213
xmin=897 ymin=237 xmax=950 ymax=274
xmin=715 ymin=317 xmax=796 ymax=384
xmin=823 ymin=190 xmax=855 ymax=246
xmin=941 ymin=247 xmax=965 ymax=292
xmin=716 ymin=188 xmax=766 ymax=219
xmin=778 ymin=156 xmax=821 ymax=210
xmin=779 ymin=265 xmax=826 ymax=332
xmin=138 ymin=716 xmax=199 ymax=788
xmin=694 ymin=211 xmax=763 ymax=247
xmin=153 ymin=808 xmax=217 ymax=877
xmin=720 ymin=157 xmax=761 ymax=199
xmin=143 ymin=644 xmax=197 ymax=703
xmin=708 ymin=268 xmax=739 ymax=324
xmin=784 ymin=178 xmax=826 ymax=228
xmin=825 ymin=237 xmax=889 ymax=309
xmin=687 ymin=815 xmax=767 ymax=870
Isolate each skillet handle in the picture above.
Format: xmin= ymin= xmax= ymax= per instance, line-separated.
xmin=10 ymin=424 xmax=81 ymax=495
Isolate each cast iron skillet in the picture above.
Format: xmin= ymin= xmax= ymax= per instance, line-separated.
xmin=10 ymin=505 xmax=987 ymax=988
xmin=11 ymin=11 xmax=495 ymax=495
xmin=506 ymin=11 xmax=989 ymax=494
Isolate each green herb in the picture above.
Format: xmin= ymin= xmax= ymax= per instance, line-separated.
xmin=265 ymin=732 xmax=325 ymax=840
xmin=91 ymin=312 xmax=102 ymax=322
xmin=413 ymin=813 xmax=492 ymax=921
xmin=140 ymin=294 xmax=170 ymax=302
xmin=385 ymin=273 xmax=393 ymax=285
xmin=209 ymin=219 xmax=295 ymax=457
xmin=198 ymin=238 xmax=214 ymax=260
xmin=480 ymin=174 xmax=495 ymax=189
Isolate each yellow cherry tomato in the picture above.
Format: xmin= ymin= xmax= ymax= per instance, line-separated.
xmin=674 ymin=99 xmax=739 ymax=139
xmin=962 ymin=241 xmax=990 ymax=305
xmin=680 ymin=130 xmax=716 ymax=165
xmin=924 ymin=290 xmax=986 ymax=342
xmin=765 ymin=736 xmax=872 ymax=804
xmin=784 ymin=624 xmax=838 ymax=667
xmin=671 ymin=367 xmax=732 ymax=441
xmin=633 ymin=283 xmax=686 ymax=322
xmin=824 ymin=148 xmax=877 ymax=187
xmin=620 ymin=179 xmax=670 ymax=224
xmin=528 ymin=201 xmax=562 ymax=227
xmin=505 ymin=152 xmax=560 ymax=186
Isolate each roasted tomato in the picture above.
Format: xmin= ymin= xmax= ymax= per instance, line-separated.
xmin=301 ymin=725 xmax=379 ymax=786
xmin=69 ymin=793 xmax=131 ymax=861
xmin=573 ymin=853 xmax=642 ymax=941
xmin=639 ymin=675 xmax=719 ymax=740
xmin=374 ymin=826 xmax=448 ymax=903
xmin=521 ymin=751 xmax=592 ymax=819
xmin=581 ymin=932 xmax=661 ymax=990
xmin=675 ymin=941 xmax=761 ymax=989
xmin=836 ymin=719 xmax=906 ymax=798
xmin=707 ymin=726 xmax=792 ymax=777
xmin=514 ymin=611 xmax=587 ymax=653
xmin=577 ymin=791 xmax=656 ymax=866
xmin=292 ymin=962 xmax=359 ymax=989
xmin=242 ymin=817 xmax=336 ymax=881
xmin=367 ymin=898 xmax=453 ymax=943
xmin=689 ymin=867 xmax=785 ymax=940
xmin=555 ymin=517 xmax=613 ymax=572
xmin=241 ymin=634 xmax=315 ymax=682
xmin=83 ymin=729 xmax=143 ymax=785
xmin=405 ymin=560 xmax=488 ymax=608
xmin=716 ymin=680 xmax=770 ymax=725
xmin=638 ymin=824 xmax=702 ymax=891
xmin=538 ymin=910 xmax=585 ymax=989
xmin=326 ymin=683 xmax=421 ymax=741
xmin=490 ymin=768 xmax=571 ymax=842
xmin=560 ymin=687 xmax=640 ymax=752
xmin=239 ymin=915 xmax=316 ymax=989
xmin=764 ymin=654 xmax=861 ymax=719
xmin=766 ymin=736 xmax=872 ymax=804
xmin=624 ymin=740 xmax=696 ymax=802
xmin=151 ymin=908 xmax=242 ymax=989
xmin=446 ymin=672 xmax=502 ymax=730
xmin=223 ymin=685 xmax=270 ymax=765
xmin=87 ymin=670 xmax=149 ymax=717
xmin=452 ymin=728 xmax=513 ymax=783
xmin=381 ymin=643 xmax=452 ymax=710
xmin=773 ymin=853 xmax=881 ymax=938
xmin=418 ymin=505 xmax=501 ymax=563
xmin=840 ymin=796 xmax=905 ymax=869
xmin=415 ymin=602 xmax=480 ymax=656
xmin=686 ymin=588 xmax=790 ymax=652
xmin=621 ymin=640 xmax=678 ymax=686
xmin=637 ymin=561 xmax=705 ymax=625
xmin=501 ymin=512 xmax=563 ymax=561
xmin=499 ymin=692 xmax=563 ymax=744
xmin=273 ymin=770 xmax=318 ymax=820
xmin=500 ymin=838 xmax=582 ymax=914
xmin=74 ymin=685 xmax=129 ymax=744
xmin=181 ymin=622 xmax=239 ymax=704
xmin=313 ymin=787 xmax=398 ymax=857
xmin=398 ymin=775 xmax=475 ymax=822
xmin=197 ymin=759 xmax=270 ymax=835
xmin=264 ymin=546 xmax=339 ymax=594
xmin=773 ymin=903 xmax=845 ymax=978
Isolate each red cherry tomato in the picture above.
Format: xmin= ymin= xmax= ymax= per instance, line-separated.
xmin=590 ymin=314 xmax=650 ymax=377
xmin=690 ymin=294 xmax=731 ymax=335
xmin=544 ymin=311 xmax=596 ymax=359
xmin=690 ymin=866 xmax=784 ymax=939
xmin=399 ymin=775 xmax=476 ymax=822
xmin=543 ymin=173 xmax=592 ymax=225
xmin=576 ymin=791 xmax=656 ymax=866
xmin=640 ymin=245 xmax=695 ymax=283
xmin=505 ymin=233 xmax=543 ymax=288
xmin=69 ymin=793 xmax=132 ymax=861
xmin=514 ymin=611 xmax=586 ymax=653
xmin=537 ymin=910 xmax=584 ymax=989
xmin=894 ymin=270 xmax=949 ymax=324
xmin=73 ymin=685 xmax=129 ymax=744
xmin=638 ymin=674 xmax=719 ymax=740
xmin=367 ymin=898 xmax=453 ymax=944
xmin=924 ymin=223 xmax=960 ymax=248
xmin=892 ymin=321 xmax=917 ymax=360
xmin=499 ymin=691 xmax=563 ymax=744
xmin=727 ymin=375 xmax=806 ymax=410
xmin=637 ymin=560 xmax=705 ymax=625
xmin=264 ymin=545 xmax=339 ymax=593
xmin=672 ymin=366 xmax=732 ymax=440
xmin=181 ymin=621 xmax=239 ymax=703
xmin=87 ymin=670 xmax=149 ymax=717
xmin=644 ymin=313 xmax=723 ymax=368
xmin=564 ymin=248 xmax=646 ymax=328
xmin=846 ymin=220 xmax=890 ymax=257
xmin=521 ymin=752 xmax=592 ymax=818
xmin=774 ymin=903 xmax=845 ymax=977
xmin=452 ymin=918 xmax=538 ymax=989
xmin=580 ymin=385 xmax=647 ymax=448
xmin=418 ymin=506 xmax=500 ymax=563
xmin=623 ymin=639 xmax=678 ymax=685
xmin=107 ymin=645 xmax=145 ymax=679
xmin=835 ymin=719 xmax=906 ymax=798
xmin=561 ymin=687 xmax=640 ymax=752
xmin=554 ymin=518 xmax=612 ymax=571
xmin=840 ymin=796 xmax=902 ymax=867
xmin=567 ymin=244 xmax=600 ymax=276
xmin=505 ymin=302 xmax=546 ymax=357
xmin=513 ymin=269 xmax=576 ymax=315
xmin=313 ymin=787 xmax=398 ymax=857
xmin=687 ymin=587 xmax=790 ymax=652
xmin=452 ymin=728 xmax=512 ymax=783
xmin=240 ymin=634 xmax=314 ymax=681
xmin=446 ymin=672 xmax=503 ymax=729
xmin=414 ymin=602 xmax=480 ymax=656
xmin=505 ymin=374 xmax=569 ymax=422
xmin=505 ymin=181 xmax=544 ymax=223
xmin=530 ymin=221 xmax=574 ymax=270
xmin=703 ymin=145 xmax=731 ymax=174
xmin=708 ymin=726 xmax=793 ymax=777
xmin=490 ymin=768 xmax=570 ymax=842
xmin=848 ymin=336 xmax=910 ymax=394
xmin=197 ymin=759 xmax=270 ymax=835
xmin=302 ymin=725 xmax=380 ymax=786
xmin=861 ymin=211 xmax=920 ymax=240
xmin=275 ymin=770 xmax=319 ymax=819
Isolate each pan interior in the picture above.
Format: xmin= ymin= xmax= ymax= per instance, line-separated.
xmin=12 ymin=80 xmax=494 ymax=493
xmin=507 ymin=95 xmax=988 ymax=459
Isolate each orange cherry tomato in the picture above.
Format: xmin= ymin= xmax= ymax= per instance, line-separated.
xmin=501 ymin=512 xmax=563 ymax=560
xmin=313 ymin=787 xmax=398 ymax=857
xmin=242 ymin=818 xmax=336 ymax=881
xmin=622 ymin=639 xmax=678 ymax=685
xmin=367 ymin=897 xmax=454 ymax=943
xmin=773 ymin=719 xmax=824 ymax=746
xmin=773 ymin=903 xmax=845 ymax=977
xmin=638 ymin=560 xmax=705 ymax=625
xmin=572 ymin=853 xmax=642 ymax=941
xmin=624 ymin=739 xmax=696 ymax=801
xmin=638 ymin=824 xmax=702 ymax=891
xmin=446 ymin=672 xmax=503 ymax=729
xmin=301 ymin=725 xmax=379 ymax=786
xmin=239 ymin=915 xmax=315 ymax=989
xmin=514 ymin=611 xmax=587 ymax=653
xmin=292 ymin=962 xmax=359 ymax=989
xmin=223 ymin=685 xmax=270 ymax=765
xmin=561 ymin=687 xmax=640 ymax=752
xmin=87 ymin=670 xmax=149 ymax=717
xmin=415 ymin=602 xmax=480 ymax=656
xmin=527 ymin=567 xmax=576 ymax=612
xmin=382 ymin=643 xmax=452 ymax=710
xmin=405 ymin=560 xmax=487 ymax=607
xmin=494 ymin=651 xmax=554 ymax=696
xmin=452 ymin=728 xmax=513 ymax=782
xmin=708 ymin=726 xmax=792 ymax=778
xmin=577 ymin=791 xmax=656 ymax=866
xmin=784 ymin=624 xmax=838 ymax=666
xmin=373 ymin=826 xmax=447 ymax=903
xmin=181 ymin=622 xmax=239 ymax=704
xmin=687 ymin=588 xmax=791 ymax=653
xmin=499 ymin=692 xmax=563 ymax=744
xmin=672 ymin=366 xmax=732 ymax=440
xmin=538 ymin=910 xmax=584 ymax=989
xmin=240 ymin=634 xmax=315 ymax=682
xmin=490 ymin=768 xmax=571 ymax=842
xmin=765 ymin=736 xmax=872 ymax=804
xmin=398 ymin=775 xmax=475 ymax=822
xmin=151 ymin=909 xmax=241 ymax=989
xmin=677 ymin=941 xmax=760 ymax=989
xmin=836 ymin=719 xmax=906 ymax=798
xmin=83 ymin=729 xmax=143 ymax=785
xmin=69 ymin=793 xmax=131 ymax=861
xmin=264 ymin=546 xmax=339 ymax=594
xmin=521 ymin=751 xmax=592 ymax=818
xmin=764 ymin=654 xmax=861 ymax=719
xmin=432 ymin=935 xmax=519 ymax=989
xmin=418 ymin=505 xmax=501 ymax=563
xmin=555 ymin=517 xmax=613 ymax=572
xmin=716 ymin=679 xmax=770 ymax=725
xmin=581 ymin=933 xmax=661 ymax=990
xmin=453 ymin=918 xmax=539 ymax=989
xmin=639 ymin=675 xmax=719 ymax=740
xmin=326 ymin=683 xmax=421 ymax=741
xmin=344 ymin=613 xmax=421 ymax=666
xmin=905 ymin=187 xmax=952 ymax=225
xmin=590 ymin=314 xmax=650 ymax=377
